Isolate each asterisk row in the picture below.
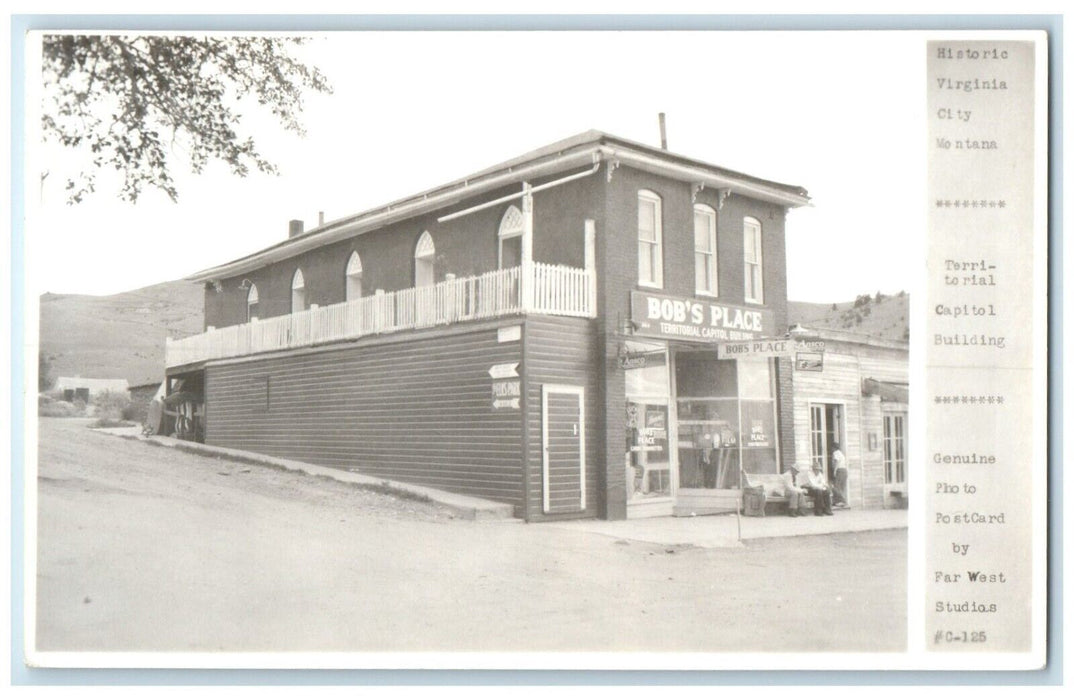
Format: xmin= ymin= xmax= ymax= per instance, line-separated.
xmin=935 ymin=200 xmax=1007 ymax=208
xmin=933 ymin=395 xmax=1005 ymax=404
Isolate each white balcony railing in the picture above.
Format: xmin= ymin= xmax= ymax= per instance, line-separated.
xmin=166 ymin=262 xmax=595 ymax=368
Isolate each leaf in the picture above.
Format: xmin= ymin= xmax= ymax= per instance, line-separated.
xmin=41 ymin=35 xmax=332 ymax=204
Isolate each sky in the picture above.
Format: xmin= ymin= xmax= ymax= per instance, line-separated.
xmin=26 ymin=31 xmax=924 ymax=303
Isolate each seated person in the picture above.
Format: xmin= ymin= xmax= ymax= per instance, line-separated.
xmin=797 ymin=461 xmax=834 ymax=516
xmin=779 ymin=466 xmax=808 ymax=517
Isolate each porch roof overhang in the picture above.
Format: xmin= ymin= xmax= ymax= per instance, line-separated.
xmin=862 ymin=377 xmax=909 ymax=403
xmin=186 ymin=131 xmax=811 ymax=283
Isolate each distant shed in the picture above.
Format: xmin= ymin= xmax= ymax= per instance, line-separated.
xmin=54 ymin=377 xmax=130 ymax=403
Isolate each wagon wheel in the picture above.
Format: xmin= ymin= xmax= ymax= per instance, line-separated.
xmin=175 ymin=400 xmax=197 ymax=440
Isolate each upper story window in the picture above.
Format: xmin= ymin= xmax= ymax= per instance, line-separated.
xmin=414 ymin=231 xmax=435 ymax=287
xmin=498 ymin=205 xmax=523 ymax=269
xmin=291 ymin=268 xmax=307 ymax=313
xmin=637 ymin=190 xmax=663 ymax=288
xmin=245 ymin=282 xmax=259 ymax=322
xmin=345 ymin=251 xmax=363 ymax=301
xmin=743 ymin=217 xmax=764 ymax=304
xmin=694 ymin=204 xmax=718 ymax=296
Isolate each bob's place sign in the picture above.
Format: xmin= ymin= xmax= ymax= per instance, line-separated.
xmin=630 ymin=291 xmax=775 ymax=342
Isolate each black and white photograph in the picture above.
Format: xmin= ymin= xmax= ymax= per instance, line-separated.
xmin=15 ymin=19 xmax=1050 ymax=674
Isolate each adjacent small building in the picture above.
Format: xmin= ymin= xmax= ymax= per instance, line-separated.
xmin=163 ymin=130 xmax=907 ymax=521
xmin=788 ymin=327 xmax=909 ymax=510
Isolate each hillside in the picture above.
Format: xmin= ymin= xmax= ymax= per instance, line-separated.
xmin=39 ymin=280 xmax=204 ymax=387
xmin=788 ymin=292 xmax=909 ymax=343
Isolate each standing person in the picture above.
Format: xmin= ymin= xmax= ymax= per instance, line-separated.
xmin=831 ymin=442 xmax=849 ymax=508
xmin=801 ymin=461 xmax=834 ymax=515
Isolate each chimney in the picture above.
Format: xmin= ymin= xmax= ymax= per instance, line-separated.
xmin=658 ymin=112 xmax=668 ymax=150
xmin=288 ymin=219 xmax=304 ymax=238
xmin=318 ymin=211 xmax=325 ymax=226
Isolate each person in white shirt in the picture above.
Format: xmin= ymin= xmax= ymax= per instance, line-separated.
xmin=799 ymin=461 xmax=834 ymax=516
xmin=779 ymin=466 xmax=808 ymax=517
xmin=831 ymin=443 xmax=849 ymax=508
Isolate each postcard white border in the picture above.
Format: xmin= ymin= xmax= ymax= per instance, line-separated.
xmin=16 ymin=25 xmax=1052 ymax=675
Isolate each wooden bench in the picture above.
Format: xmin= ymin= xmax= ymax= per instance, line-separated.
xmin=741 ymin=472 xmax=812 ymax=516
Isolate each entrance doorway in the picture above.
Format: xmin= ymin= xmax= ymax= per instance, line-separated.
xmin=672 ymin=352 xmax=779 ymax=516
xmin=541 ymin=384 xmax=586 ymax=514
xmin=808 ymin=403 xmax=845 ymax=482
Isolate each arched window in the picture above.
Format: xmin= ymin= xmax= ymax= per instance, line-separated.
xmin=245 ymin=282 xmax=259 ymax=322
xmin=498 ymin=205 xmax=524 ymax=269
xmin=414 ymin=231 xmax=435 ymax=287
xmin=291 ymin=268 xmax=307 ymax=313
xmin=345 ymin=251 xmax=363 ymax=301
xmin=743 ymin=217 xmax=763 ymax=303
xmin=637 ymin=190 xmax=663 ymax=288
xmin=693 ymin=204 xmax=718 ymax=296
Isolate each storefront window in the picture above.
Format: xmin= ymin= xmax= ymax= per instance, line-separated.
xmin=675 ymin=353 xmax=779 ymax=490
xmin=675 ymin=353 xmax=737 ymax=397
xmin=738 ymin=359 xmax=779 ymax=476
xmin=740 ymin=399 xmax=778 ymax=473
xmin=624 ymin=341 xmax=671 ymax=502
xmin=738 ymin=357 xmax=774 ymax=398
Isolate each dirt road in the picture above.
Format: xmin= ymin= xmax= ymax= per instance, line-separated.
xmin=35 ymin=418 xmax=906 ymax=654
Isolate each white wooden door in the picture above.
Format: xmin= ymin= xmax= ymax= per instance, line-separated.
xmin=542 ymin=384 xmax=586 ymax=514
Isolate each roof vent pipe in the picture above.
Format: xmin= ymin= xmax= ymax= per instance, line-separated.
xmin=288 ymin=219 xmax=304 ymax=238
xmin=658 ymin=112 xmax=668 ymax=150
xmin=318 ymin=211 xmax=325 ymax=226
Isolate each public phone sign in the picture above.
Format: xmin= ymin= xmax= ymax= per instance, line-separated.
xmin=630 ymin=291 xmax=774 ymax=343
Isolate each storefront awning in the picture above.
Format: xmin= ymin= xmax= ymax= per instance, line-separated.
xmin=862 ymin=378 xmax=909 ymax=403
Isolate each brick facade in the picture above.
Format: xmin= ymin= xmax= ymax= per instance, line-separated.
xmin=596 ymin=165 xmax=793 ymax=518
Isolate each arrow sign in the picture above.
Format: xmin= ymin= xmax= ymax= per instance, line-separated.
xmin=492 ymin=398 xmax=520 ymax=410
xmin=488 ymin=362 xmax=519 ymax=379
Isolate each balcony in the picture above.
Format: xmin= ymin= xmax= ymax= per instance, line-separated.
xmin=166 ymin=262 xmax=596 ymax=369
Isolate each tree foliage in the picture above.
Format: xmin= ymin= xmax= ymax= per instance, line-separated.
xmin=42 ymin=34 xmax=332 ymax=203
xmin=38 ymin=351 xmax=54 ymax=392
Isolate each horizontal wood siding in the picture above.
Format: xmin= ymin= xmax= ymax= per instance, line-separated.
xmin=860 ymin=395 xmax=887 ymax=509
xmin=524 ymin=316 xmax=601 ymax=522
xmin=858 ymin=347 xmax=910 ymax=384
xmin=205 ymin=323 xmax=524 ymax=509
xmin=855 ymin=344 xmax=907 ymax=508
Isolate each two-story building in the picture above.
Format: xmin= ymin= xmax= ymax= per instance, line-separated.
xmin=165 ymin=130 xmax=817 ymax=521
